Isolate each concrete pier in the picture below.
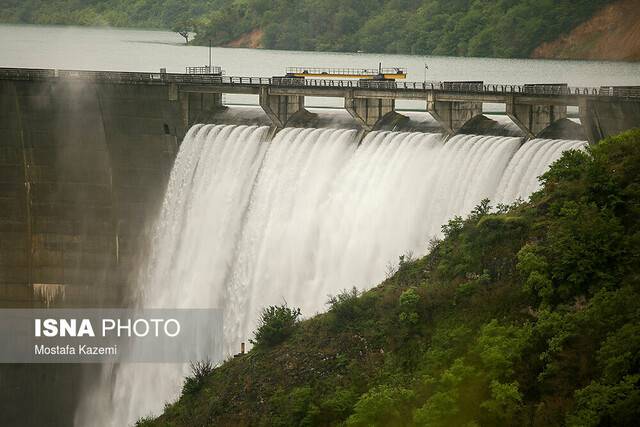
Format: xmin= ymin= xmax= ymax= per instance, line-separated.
xmin=427 ymin=93 xmax=482 ymax=135
xmin=345 ymin=96 xmax=397 ymax=130
xmin=506 ymin=100 xmax=567 ymax=138
xmin=259 ymin=87 xmax=307 ymax=128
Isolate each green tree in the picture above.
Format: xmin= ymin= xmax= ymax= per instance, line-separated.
xmin=251 ymin=303 xmax=301 ymax=347
xmin=347 ymin=385 xmax=415 ymax=427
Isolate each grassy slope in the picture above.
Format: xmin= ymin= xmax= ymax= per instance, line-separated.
xmin=143 ymin=129 xmax=640 ymax=426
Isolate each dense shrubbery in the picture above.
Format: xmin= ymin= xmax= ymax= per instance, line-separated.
xmin=251 ymin=303 xmax=302 ymax=347
xmin=1 ymin=0 xmax=614 ymax=58
xmin=181 ymin=359 xmax=214 ymax=396
xmin=150 ymin=129 xmax=640 ymax=426
xmin=326 ymin=287 xmax=361 ymax=324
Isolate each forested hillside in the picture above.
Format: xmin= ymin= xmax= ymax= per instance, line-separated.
xmin=141 ymin=130 xmax=640 ymax=426
xmin=0 ymin=0 xmax=617 ymax=59
xmin=0 ymin=0 xmax=219 ymax=29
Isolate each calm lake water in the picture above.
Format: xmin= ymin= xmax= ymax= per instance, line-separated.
xmin=1 ymin=24 xmax=639 ymax=109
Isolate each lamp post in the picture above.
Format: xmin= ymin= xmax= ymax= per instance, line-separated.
xmin=208 ymin=39 xmax=212 ymax=73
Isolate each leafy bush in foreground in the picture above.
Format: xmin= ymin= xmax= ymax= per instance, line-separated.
xmin=182 ymin=359 xmax=214 ymax=396
xmin=251 ymin=303 xmax=301 ymax=347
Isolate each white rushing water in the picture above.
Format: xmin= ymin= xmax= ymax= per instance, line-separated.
xmin=76 ymin=124 xmax=585 ymax=426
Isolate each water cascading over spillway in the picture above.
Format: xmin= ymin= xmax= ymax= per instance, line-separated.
xmin=76 ymin=124 xmax=586 ymax=426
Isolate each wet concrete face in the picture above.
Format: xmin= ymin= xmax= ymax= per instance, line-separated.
xmin=0 ymin=79 xmax=182 ymax=308
xmin=0 ymin=79 xmax=182 ymax=426
xmin=580 ymin=98 xmax=640 ymax=144
xmin=537 ymin=118 xmax=587 ymax=140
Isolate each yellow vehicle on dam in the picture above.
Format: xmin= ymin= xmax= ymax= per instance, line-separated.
xmin=280 ymin=64 xmax=407 ymax=89
xmin=284 ymin=65 xmax=407 ymax=80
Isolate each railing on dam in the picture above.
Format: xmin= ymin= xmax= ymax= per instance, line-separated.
xmin=1 ymin=67 xmax=638 ymax=99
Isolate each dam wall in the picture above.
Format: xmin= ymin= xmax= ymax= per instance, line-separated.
xmin=0 ymin=79 xmax=184 ymax=427
xmin=0 ymin=79 xmax=183 ymax=309
xmin=0 ymin=71 xmax=531 ymax=309
xmin=580 ymin=98 xmax=640 ymax=144
xmin=4 ymin=69 xmax=640 ymax=145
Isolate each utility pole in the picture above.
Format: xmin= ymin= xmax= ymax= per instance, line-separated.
xmin=424 ymin=63 xmax=429 ymax=82
xmin=208 ymin=39 xmax=212 ymax=73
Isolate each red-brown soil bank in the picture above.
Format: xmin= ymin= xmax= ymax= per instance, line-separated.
xmin=532 ymin=0 xmax=640 ymax=61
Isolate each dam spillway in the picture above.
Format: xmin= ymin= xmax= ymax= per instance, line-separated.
xmin=74 ymin=124 xmax=587 ymax=425
xmin=0 ymin=69 xmax=607 ymax=309
xmin=146 ymin=125 xmax=585 ymax=348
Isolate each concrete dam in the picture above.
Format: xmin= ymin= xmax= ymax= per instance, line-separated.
xmin=1 ymin=67 xmax=639 ymax=307
xmin=0 ymin=68 xmax=639 ymax=426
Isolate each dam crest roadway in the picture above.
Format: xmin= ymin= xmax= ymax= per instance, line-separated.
xmin=1 ymin=67 xmax=639 ymax=144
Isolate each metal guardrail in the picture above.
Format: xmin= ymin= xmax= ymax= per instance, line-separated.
xmin=186 ymin=66 xmax=222 ymax=75
xmin=599 ymin=86 xmax=640 ymax=97
xmin=443 ymin=81 xmax=484 ymax=91
xmin=0 ymin=68 xmax=637 ymax=98
xmin=523 ymin=83 xmax=569 ymax=95
xmin=272 ymin=76 xmax=306 ymax=86
xmin=358 ymin=80 xmax=399 ymax=89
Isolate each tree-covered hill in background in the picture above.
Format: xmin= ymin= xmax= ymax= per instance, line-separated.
xmin=141 ymin=129 xmax=640 ymax=426
xmin=0 ymin=0 xmax=618 ymax=58
xmin=0 ymin=0 xmax=219 ymax=29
